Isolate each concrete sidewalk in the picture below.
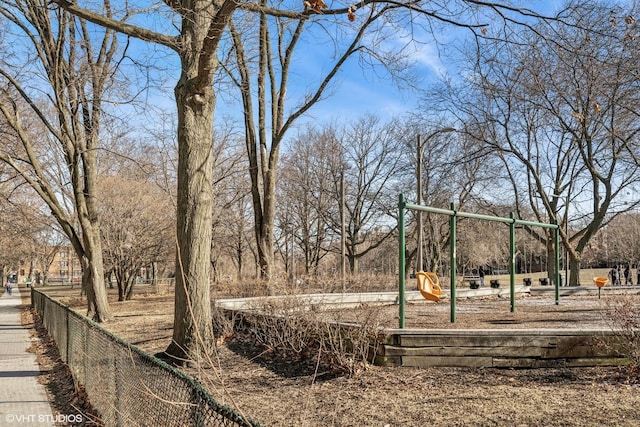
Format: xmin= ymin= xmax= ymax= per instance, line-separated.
xmin=0 ymin=286 xmax=55 ymax=426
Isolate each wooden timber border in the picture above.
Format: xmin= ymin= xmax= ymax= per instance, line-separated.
xmin=216 ymin=286 xmax=635 ymax=369
xmin=374 ymin=328 xmax=628 ymax=368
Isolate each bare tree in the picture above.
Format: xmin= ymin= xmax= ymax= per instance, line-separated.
xmin=322 ymin=115 xmax=404 ymax=274
xmin=434 ymin=1 xmax=640 ymax=285
xmin=99 ymin=176 xmax=174 ymax=301
xmin=225 ymin=1 xmax=419 ymax=280
xmin=0 ymin=0 xmax=129 ymax=320
xmin=0 ymin=187 xmax=39 ymax=278
xmin=209 ymin=132 xmax=254 ymax=281
xmin=277 ymin=127 xmax=339 ymax=276
xmin=601 ymin=212 xmax=640 ymax=269
xmin=216 ymin=195 xmax=255 ymax=281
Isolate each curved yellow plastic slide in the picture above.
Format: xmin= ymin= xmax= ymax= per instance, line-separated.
xmin=416 ymin=271 xmax=444 ymax=302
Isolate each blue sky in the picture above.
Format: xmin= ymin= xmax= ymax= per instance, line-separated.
xmin=128 ymin=1 xmax=567 ymax=136
xmin=210 ymin=17 xmax=457 ymax=129
xmin=207 ymin=2 xmax=558 ymax=128
xmin=288 ymin=0 xmax=571 ymax=124
xmin=302 ymin=41 xmax=448 ymax=122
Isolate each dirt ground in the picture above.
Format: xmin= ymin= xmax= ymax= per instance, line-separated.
xmin=348 ymin=291 xmax=623 ymax=330
xmin=26 ymin=284 xmax=640 ymax=426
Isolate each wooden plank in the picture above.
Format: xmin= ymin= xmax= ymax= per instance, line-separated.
xmin=402 ymin=355 xmax=493 ymax=368
xmin=377 ymin=333 xmax=401 ymax=346
xmin=372 ymin=354 xmax=401 ymax=367
xmin=374 ymin=329 xmax=629 ymax=368
xmin=405 ymin=355 xmax=630 ymax=368
xmin=399 ymin=334 xmax=561 ymax=348
xmin=380 ymin=343 xmax=612 ymax=358
xmin=493 ymin=356 xmax=630 ymax=368
xmin=383 ymin=345 xmax=546 ymax=358
xmin=384 ymin=328 xmax=609 ymax=336
xmin=542 ymin=345 xmax=601 ymax=358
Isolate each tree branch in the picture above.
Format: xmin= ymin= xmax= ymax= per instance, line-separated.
xmin=50 ymin=0 xmax=178 ymax=49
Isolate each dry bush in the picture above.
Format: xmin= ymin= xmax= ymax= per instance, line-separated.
xmin=603 ymin=295 xmax=640 ymax=380
xmin=224 ymin=296 xmax=383 ymax=376
xmin=211 ymin=305 xmax=238 ymax=343
xmin=244 ymin=296 xmax=317 ymax=354
xmin=211 ymin=278 xmax=271 ymax=298
xmin=209 ymin=275 xmax=392 ymax=375
xmin=317 ymin=306 xmax=384 ymax=374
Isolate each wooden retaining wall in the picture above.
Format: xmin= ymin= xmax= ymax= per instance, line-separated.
xmin=375 ymin=328 xmax=629 ymax=368
xmin=217 ymin=287 xmax=636 ymax=369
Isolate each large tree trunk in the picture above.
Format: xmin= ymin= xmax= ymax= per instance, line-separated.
xmin=569 ymin=252 xmax=581 ymax=287
xmin=68 ymin=222 xmax=110 ymax=321
xmin=69 ymin=218 xmax=111 ymax=321
xmin=158 ymin=0 xmax=236 ymax=365
xmin=163 ymin=81 xmax=216 ymax=363
xmin=86 ymin=245 xmax=111 ymax=319
xmin=74 ymin=120 xmax=112 ymax=321
xmin=256 ymin=188 xmax=275 ymax=280
xmin=257 ymin=233 xmax=273 ymax=280
xmin=546 ymin=239 xmax=557 ymax=286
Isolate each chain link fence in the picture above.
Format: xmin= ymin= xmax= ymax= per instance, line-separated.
xmin=31 ymin=288 xmax=262 ymax=427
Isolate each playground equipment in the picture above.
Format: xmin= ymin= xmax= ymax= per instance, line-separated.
xmin=398 ymin=194 xmax=560 ymax=328
xmin=593 ymin=276 xmax=609 ymax=299
xmin=416 ymin=271 xmax=444 ymax=302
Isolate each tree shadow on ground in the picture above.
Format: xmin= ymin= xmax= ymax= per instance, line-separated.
xmin=226 ymin=336 xmax=344 ymax=381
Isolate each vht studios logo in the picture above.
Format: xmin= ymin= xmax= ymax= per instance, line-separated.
xmin=5 ymin=413 xmax=84 ymax=424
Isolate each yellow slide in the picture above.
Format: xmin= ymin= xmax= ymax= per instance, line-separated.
xmin=416 ymin=271 xmax=444 ymax=302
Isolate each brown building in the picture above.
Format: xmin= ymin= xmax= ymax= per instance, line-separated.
xmin=15 ymin=246 xmax=83 ymax=284
xmin=45 ymin=246 xmax=82 ymax=283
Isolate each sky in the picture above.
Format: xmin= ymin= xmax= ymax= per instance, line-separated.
xmin=123 ymin=1 xmax=568 ymax=141
xmin=205 ymin=1 xmax=564 ymax=130
xmin=297 ymin=42 xmax=446 ymax=122
xmin=206 ymin=28 xmax=457 ymax=139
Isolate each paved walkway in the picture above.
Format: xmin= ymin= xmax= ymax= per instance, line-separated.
xmin=0 ymin=286 xmax=55 ymax=426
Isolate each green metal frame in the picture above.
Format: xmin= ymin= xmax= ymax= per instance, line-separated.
xmin=398 ymin=194 xmax=560 ymax=328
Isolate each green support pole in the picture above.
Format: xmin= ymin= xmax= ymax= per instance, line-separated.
xmin=554 ymin=221 xmax=560 ymax=305
xmin=450 ymin=202 xmax=457 ymax=323
xmin=509 ymin=213 xmax=516 ymax=313
xmin=398 ymin=194 xmax=406 ymax=328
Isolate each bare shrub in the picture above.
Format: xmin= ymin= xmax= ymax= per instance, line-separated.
xmin=210 ymin=275 xmax=392 ymax=375
xmin=211 ymin=305 xmax=238 ymax=343
xmin=234 ymin=297 xmax=383 ymax=376
xmin=318 ymin=306 xmax=384 ymax=375
xmin=212 ymin=279 xmax=271 ymax=298
xmin=602 ymin=295 xmax=640 ymax=380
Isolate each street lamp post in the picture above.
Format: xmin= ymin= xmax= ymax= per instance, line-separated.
xmin=416 ymin=127 xmax=456 ymax=274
